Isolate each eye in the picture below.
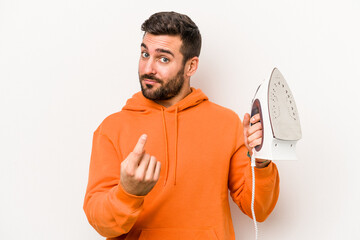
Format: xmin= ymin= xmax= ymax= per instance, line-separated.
xmin=160 ymin=57 xmax=169 ymax=63
xmin=141 ymin=52 xmax=149 ymax=58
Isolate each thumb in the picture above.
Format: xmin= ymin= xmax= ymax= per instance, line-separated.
xmin=243 ymin=113 xmax=252 ymax=152
xmin=243 ymin=113 xmax=251 ymax=130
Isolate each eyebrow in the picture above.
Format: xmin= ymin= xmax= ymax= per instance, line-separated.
xmin=141 ymin=43 xmax=174 ymax=57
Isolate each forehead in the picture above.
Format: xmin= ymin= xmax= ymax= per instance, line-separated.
xmin=142 ymin=33 xmax=182 ymax=55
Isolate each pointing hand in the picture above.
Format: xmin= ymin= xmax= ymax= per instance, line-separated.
xmin=120 ymin=134 xmax=161 ymax=196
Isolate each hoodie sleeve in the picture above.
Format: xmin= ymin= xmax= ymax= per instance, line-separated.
xmin=228 ymin=116 xmax=280 ymax=222
xmin=83 ymin=128 xmax=144 ymax=238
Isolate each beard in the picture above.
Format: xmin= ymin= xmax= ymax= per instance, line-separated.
xmin=139 ymin=67 xmax=185 ymax=101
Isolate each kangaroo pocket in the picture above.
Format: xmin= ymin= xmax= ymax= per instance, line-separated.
xmin=138 ymin=228 xmax=219 ymax=240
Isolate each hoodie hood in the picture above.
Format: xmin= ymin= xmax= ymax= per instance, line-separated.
xmin=122 ymin=87 xmax=208 ymax=186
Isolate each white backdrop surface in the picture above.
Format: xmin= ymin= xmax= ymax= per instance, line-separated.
xmin=1 ymin=0 xmax=359 ymax=239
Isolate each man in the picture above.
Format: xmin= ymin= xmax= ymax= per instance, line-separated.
xmin=83 ymin=11 xmax=279 ymax=240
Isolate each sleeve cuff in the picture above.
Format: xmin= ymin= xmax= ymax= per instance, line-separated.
xmin=254 ymin=161 xmax=276 ymax=179
xmin=115 ymin=183 xmax=145 ymax=211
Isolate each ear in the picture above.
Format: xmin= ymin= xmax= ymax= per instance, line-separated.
xmin=184 ymin=56 xmax=199 ymax=77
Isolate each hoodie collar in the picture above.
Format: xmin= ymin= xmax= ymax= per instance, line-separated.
xmin=122 ymin=87 xmax=208 ymax=112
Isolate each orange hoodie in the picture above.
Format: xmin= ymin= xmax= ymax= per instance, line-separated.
xmin=83 ymin=87 xmax=279 ymax=240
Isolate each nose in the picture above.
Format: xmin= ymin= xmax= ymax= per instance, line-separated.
xmin=142 ymin=58 xmax=157 ymax=75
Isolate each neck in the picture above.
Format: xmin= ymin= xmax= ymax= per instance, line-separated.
xmin=155 ymin=85 xmax=192 ymax=108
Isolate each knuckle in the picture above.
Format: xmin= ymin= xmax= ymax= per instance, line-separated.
xmin=131 ymin=151 xmax=141 ymax=158
xmin=135 ymin=172 xmax=145 ymax=181
xmin=144 ymin=176 xmax=153 ymax=183
xmin=126 ymin=169 xmax=135 ymax=177
xmin=135 ymin=175 xmax=144 ymax=182
xmin=120 ymin=161 xmax=126 ymax=168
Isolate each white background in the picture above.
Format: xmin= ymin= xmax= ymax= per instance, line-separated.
xmin=1 ymin=0 xmax=359 ymax=239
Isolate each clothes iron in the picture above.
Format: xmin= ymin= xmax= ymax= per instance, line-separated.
xmin=250 ymin=68 xmax=302 ymax=160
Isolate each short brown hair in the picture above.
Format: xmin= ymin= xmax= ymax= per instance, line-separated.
xmin=141 ymin=11 xmax=202 ymax=65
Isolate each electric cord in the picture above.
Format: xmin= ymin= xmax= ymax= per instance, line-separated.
xmin=251 ymin=148 xmax=258 ymax=240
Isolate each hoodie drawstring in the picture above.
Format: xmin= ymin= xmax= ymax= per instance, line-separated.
xmin=161 ymin=108 xmax=169 ymax=186
xmin=161 ymin=106 xmax=179 ymax=186
xmin=174 ymin=106 xmax=178 ymax=185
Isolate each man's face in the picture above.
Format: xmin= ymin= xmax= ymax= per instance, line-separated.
xmin=138 ymin=33 xmax=186 ymax=100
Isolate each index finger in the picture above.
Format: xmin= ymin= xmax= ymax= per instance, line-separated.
xmin=133 ymin=134 xmax=147 ymax=155
xmin=250 ymin=113 xmax=261 ymax=125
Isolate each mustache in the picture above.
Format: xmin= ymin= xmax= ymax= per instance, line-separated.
xmin=140 ymin=74 xmax=163 ymax=84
